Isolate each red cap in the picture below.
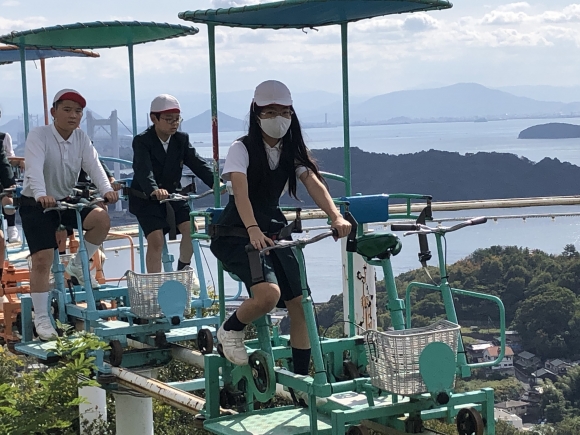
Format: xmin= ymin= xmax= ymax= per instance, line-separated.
xmin=53 ymin=88 xmax=86 ymax=108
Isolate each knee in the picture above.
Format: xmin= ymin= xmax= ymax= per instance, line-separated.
xmin=254 ymin=285 xmax=280 ymax=313
xmin=146 ymin=232 xmax=164 ymax=252
xmin=31 ymin=251 xmax=53 ymax=272
xmin=87 ymin=209 xmax=111 ymax=232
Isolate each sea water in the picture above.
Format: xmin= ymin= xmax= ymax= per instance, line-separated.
xmin=101 ymin=117 xmax=580 ymax=302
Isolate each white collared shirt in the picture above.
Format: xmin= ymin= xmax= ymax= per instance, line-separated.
xmin=1 ymin=132 xmax=14 ymax=157
xmin=159 ymin=135 xmax=171 ymax=152
xmin=222 ymin=139 xmax=308 ymax=180
xmin=22 ymin=124 xmax=112 ymax=200
xmin=221 ymin=140 xmax=309 ymax=196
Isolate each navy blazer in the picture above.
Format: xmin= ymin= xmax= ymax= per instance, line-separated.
xmin=129 ymin=127 xmax=214 ymax=215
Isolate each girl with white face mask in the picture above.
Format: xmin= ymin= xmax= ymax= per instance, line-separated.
xmin=210 ymin=80 xmax=352 ymax=401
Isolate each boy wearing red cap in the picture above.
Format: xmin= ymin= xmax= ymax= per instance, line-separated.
xmin=19 ymin=89 xmax=119 ymax=341
xmin=129 ymin=94 xmax=214 ymax=273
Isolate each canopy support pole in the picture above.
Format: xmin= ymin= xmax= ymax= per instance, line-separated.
xmin=19 ymin=43 xmax=30 ymax=137
xmin=341 ymin=23 xmax=356 ymax=337
xmin=128 ymin=43 xmax=138 ymax=136
xmin=207 ymin=24 xmax=226 ymax=324
xmin=40 ymin=58 xmax=49 ymax=125
xmin=208 ymin=24 xmax=221 ymax=208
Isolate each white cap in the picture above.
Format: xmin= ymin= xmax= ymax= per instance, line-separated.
xmin=150 ymin=94 xmax=181 ymax=113
xmin=253 ymin=80 xmax=292 ymax=107
xmin=53 ymin=88 xmax=86 ymax=108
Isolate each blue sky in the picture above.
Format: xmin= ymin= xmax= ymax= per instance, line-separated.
xmin=0 ymin=1 xmax=579 ymax=119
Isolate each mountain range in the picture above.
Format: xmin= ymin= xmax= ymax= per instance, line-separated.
xmin=2 ymin=83 xmax=579 ymax=140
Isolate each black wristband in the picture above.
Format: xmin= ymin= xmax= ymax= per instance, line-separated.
xmin=246 ymin=224 xmax=259 ymax=230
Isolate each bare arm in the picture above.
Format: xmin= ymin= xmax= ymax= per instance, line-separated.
xmin=230 ymin=172 xmax=273 ymax=249
xmin=300 ymin=171 xmax=351 ymax=238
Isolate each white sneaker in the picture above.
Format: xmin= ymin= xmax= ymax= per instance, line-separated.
xmin=65 ymin=260 xmax=100 ymax=289
xmin=7 ymin=226 xmax=21 ymax=243
xmin=217 ymin=324 xmax=248 ymax=365
xmin=34 ymin=315 xmax=58 ymax=341
xmin=294 ymin=390 xmax=328 ymax=408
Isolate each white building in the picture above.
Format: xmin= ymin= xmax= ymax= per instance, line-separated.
xmin=495 ymin=408 xmax=523 ymax=430
xmin=483 ymin=345 xmax=514 ymax=371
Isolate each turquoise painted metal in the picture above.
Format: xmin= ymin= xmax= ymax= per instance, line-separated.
xmin=191 ymin=195 xmax=504 ymax=434
xmin=175 ymin=1 xmax=509 ymax=433
xmin=12 ymin=187 xmax=224 ymax=378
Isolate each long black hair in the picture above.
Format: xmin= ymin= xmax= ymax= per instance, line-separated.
xmin=241 ymin=103 xmax=325 ymax=199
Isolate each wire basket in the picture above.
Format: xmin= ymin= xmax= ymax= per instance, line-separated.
xmin=364 ymin=319 xmax=461 ymax=396
xmin=125 ymin=268 xmax=195 ymax=319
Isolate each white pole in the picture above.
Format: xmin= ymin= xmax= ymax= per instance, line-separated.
xmin=114 ymin=369 xmax=154 ymax=435
xmin=341 ymin=226 xmax=377 ymax=336
xmin=78 ymin=380 xmax=108 ymax=433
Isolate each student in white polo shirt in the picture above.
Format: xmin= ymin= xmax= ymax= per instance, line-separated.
xmin=19 ymin=89 xmax=119 ymax=341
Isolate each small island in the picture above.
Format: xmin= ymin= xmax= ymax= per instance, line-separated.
xmin=518 ymin=122 xmax=580 ymax=139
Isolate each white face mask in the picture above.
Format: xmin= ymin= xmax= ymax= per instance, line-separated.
xmin=259 ymin=116 xmax=291 ymax=139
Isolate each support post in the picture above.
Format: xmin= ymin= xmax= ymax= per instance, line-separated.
xmin=127 ymin=44 xmax=138 ymax=137
xmin=342 ymin=228 xmax=377 ymax=335
xmin=340 ymin=23 xmax=356 ymax=337
xmin=208 ymin=24 xmax=221 ymax=208
xmin=207 ymin=24 xmax=226 ymax=323
xmin=78 ymin=380 xmax=107 ymax=433
xmin=40 ymin=58 xmax=49 ymax=125
xmin=110 ymin=110 xmax=122 ymax=211
xmin=19 ymin=43 xmax=30 ymax=138
xmin=114 ymin=369 xmax=154 ymax=435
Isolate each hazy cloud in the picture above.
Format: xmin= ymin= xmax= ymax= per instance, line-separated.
xmin=1 ymin=1 xmax=20 ymax=6
xmin=496 ymin=2 xmax=531 ymax=12
xmin=541 ymin=4 xmax=580 ymax=22
xmin=0 ymin=16 xmax=47 ymax=33
xmin=211 ymin=0 xmax=258 ymax=8
xmin=481 ymin=11 xmax=531 ymax=25
xmin=402 ymin=13 xmax=440 ymax=32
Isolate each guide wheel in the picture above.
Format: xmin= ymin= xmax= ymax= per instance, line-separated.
xmin=456 ymin=407 xmax=485 ymax=435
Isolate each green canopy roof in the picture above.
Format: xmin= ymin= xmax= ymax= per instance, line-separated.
xmin=179 ymin=0 xmax=452 ymax=29
xmin=0 ymin=45 xmax=99 ymax=65
xmin=0 ymin=21 xmax=198 ymax=49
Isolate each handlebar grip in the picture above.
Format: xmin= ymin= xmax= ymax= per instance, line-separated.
xmin=470 ymin=217 xmax=487 ymax=225
xmin=390 ymin=224 xmax=418 ymax=231
xmin=344 ymin=211 xmax=358 ymax=252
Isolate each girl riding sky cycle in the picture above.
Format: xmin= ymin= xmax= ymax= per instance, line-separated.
xmin=210 ymin=80 xmax=351 ymax=377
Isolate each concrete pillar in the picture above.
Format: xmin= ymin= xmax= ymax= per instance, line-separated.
xmin=78 ymin=381 xmax=107 ymax=433
xmin=114 ymin=370 xmax=154 ymax=435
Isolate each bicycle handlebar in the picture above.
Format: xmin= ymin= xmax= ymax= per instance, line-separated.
xmin=256 ymin=228 xmax=338 ymax=255
xmin=159 ymin=187 xmax=224 ymax=203
xmin=0 ymin=187 xmax=17 ymax=198
xmin=43 ymin=197 xmax=106 ymax=213
xmin=391 ymin=217 xmax=487 ymax=236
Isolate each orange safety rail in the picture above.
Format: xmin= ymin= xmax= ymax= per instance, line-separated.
xmin=0 ymin=262 xmax=31 ymax=343
xmin=102 ymin=231 xmax=135 ymax=281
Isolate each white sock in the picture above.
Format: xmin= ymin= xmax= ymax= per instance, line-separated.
xmin=73 ymin=241 xmax=99 ymax=266
xmin=31 ymin=292 xmax=49 ymax=318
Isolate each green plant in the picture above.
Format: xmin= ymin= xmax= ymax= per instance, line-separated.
xmin=0 ymin=324 xmax=109 ymax=434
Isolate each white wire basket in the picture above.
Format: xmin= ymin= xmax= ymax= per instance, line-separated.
xmin=364 ymin=319 xmax=461 ymax=396
xmin=125 ymin=268 xmax=196 ymax=319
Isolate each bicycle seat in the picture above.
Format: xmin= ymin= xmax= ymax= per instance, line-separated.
xmin=356 ymin=232 xmax=402 ymax=260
